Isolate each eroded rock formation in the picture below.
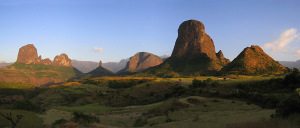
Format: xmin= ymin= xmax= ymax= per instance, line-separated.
xmin=16 ymin=44 xmax=72 ymax=67
xmin=53 ymin=54 xmax=72 ymax=67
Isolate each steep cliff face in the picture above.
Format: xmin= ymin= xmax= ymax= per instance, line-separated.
xmin=220 ymin=45 xmax=287 ymax=75
xmin=144 ymin=20 xmax=230 ymax=76
xmin=119 ymin=52 xmax=163 ymax=73
xmin=16 ymin=44 xmax=39 ymax=64
xmin=171 ymin=20 xmax=218 ymax=60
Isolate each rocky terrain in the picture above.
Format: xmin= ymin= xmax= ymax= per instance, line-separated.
xmin=220 ymin=45 xmax=287 ymax=75
xmin=118 ymin=52 xmax=163 ymax=73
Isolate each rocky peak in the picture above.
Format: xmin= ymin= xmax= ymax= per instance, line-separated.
xmin=119 ymin=52 xmax=163 ymax=72
xmin=220 ymin=45 xmax=287 ymax=75
xmin=16 ymin=44 xmax=38 ymax=64
xmin=41 ymin=58 xmax=52 ymax=65
xmin=99 ymin=61 xmax=102 ymax=67
xmin=53 ymin=53 xmax=72 ymax=67
xmin=171 ymin=20 xmax=217 ymax=60
xmin=216 ymin=50 xmax=224 ymax=59
xmin=216 ymin=50 xmax=230 ymax=65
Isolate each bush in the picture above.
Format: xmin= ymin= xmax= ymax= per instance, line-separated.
xmin=51 ymin=119 xmax=68 ymax=128
xmin=12 ymin=99 xmax=39 ymax=112
xmin=276 ymin=94 xmax=300 ymax=117
xmin=73 ymin=112 xmax=100 ymax=124
xmin=191 ymin=78 xmax=218 ymax=88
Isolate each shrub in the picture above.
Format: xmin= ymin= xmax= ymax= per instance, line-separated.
xmin=73 ymin=112 xmax=99 ymax=124
xmin=276 ymin=94 xmax=300 ymax=117
xmin=51 ymin=118 xmax=68 ymax=128
xmin=12 ymin=99 xmax=39 ymax=112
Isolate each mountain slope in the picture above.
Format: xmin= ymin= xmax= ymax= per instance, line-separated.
xmin=118 ymin=52 xmax=163 ymax=73
xmin=220 ymin=45 xmax=288 ymax=75
xmin=87 ymin=66 xmax=115 ymax=77
xmin=142 ymin=20 xmax=230 ymax=77
xmin=0 ymin=63 xmax=83 ymax=86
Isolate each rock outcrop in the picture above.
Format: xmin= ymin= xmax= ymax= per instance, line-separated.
xmin=99 ymin=61 xmax=103 ymax=67
xmin=216 ymin=50 xmax=230 ymax=65
xmin=16 ymin=44 xmax=72 ymax=67
xmin=171 ymin=20 xmax=218 ymax=60
xmin=16 ymin=44 xmax=39 ymax=64
xmin=53 ymin=54 xmax=72 ymax=67
xmin=144 ymin=20 xmax=230 ymax=76
xmin=41 ymin=58 xmax=52 ymax=65
xmin=119 ymin=52 xmax=163 ymax=73
xmin=220 ymin=45 xmax=287 ymax=75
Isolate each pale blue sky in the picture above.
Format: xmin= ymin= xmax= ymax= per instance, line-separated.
xmin=1 ymin=0 xmax=300 ymax=63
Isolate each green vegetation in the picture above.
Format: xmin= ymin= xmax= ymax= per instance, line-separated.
xmin=0 ymin=82 xmax=35 ymax=89
xmin=56 ymin=104 xmax=120 ymax=113
xmin=143 ymin=57 xmax=223 ymax=77
xmin=0 ymin=109 xmax=43 ymax=128
xmin=72 ymin=111 xmax=100 ymax=124
xmin=0 ymin=63 xmax=83 ymax=86
xmin=0 ymin=69 xmax=299 ymax=127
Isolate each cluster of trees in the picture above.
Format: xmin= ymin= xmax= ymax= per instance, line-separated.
xmin=235 ymin=69 xmax=300 ymax=117
xmin=190 ymin=78 xmax=219 ymax=88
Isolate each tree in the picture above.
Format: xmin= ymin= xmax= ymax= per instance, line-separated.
xmin=0 ymin=112 xmax=23 ymax=128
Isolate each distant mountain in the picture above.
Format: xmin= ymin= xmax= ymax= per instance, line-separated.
xmin=118 ymin=52 xmax=163 ymax=74
xmin=278 ymin=60 xmax=300 ymax=69
xmin=102 ymin=59 xmax=128 ymax=73
xmin=72 ymin=59 xmax=128 ymax=73
xmin=160 ymin=55 xmax=170 ymax=61
xmin=72 ymin=60 xmax=98 ymax=73
xmin=220 ymin=45 xmax=287 ymax=75
xmin=0 ymin=62 xmax=12 ymax=68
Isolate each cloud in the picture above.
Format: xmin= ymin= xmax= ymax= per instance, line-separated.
xmin=92 ymin=47 xmax=103 ymax=53
xmin=296 ymin=49 xmax=300 ymax=57
xmin=262 ymin=28 xmax=299 ymax=54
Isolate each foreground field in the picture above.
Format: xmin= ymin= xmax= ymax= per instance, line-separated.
xmin=0 ymin=73 xmax=299 ymax=128
xmin=33 ymin=96 xmax=274 ymax=128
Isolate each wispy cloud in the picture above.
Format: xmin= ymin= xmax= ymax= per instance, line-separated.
xmin=296 ymin=49 xmax=300 ymax=57
xmin=92 ymin=47 xmax=103 ymax=53
xmin=262 ymin=28 xmax=299 ymax=54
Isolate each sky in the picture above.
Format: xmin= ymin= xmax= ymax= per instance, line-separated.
xmin=1 ymin=0 xmax=300 ymax=63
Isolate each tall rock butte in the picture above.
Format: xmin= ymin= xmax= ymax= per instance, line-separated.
xmin=144 ymin=20 xmax=230 ymax=76
xmin=16 ymin=44 xmax=72 ymax=67
xmin=172 ymin=20 xmax=218 ymax=60
xmin=16 ymin=44 xmax=39 ymax=64
xmin=220 ymin=45 xmax=287 ymax=75
xmin=119 ymin=52 xmax=163 ymax=73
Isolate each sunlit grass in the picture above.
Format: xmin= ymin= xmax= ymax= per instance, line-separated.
xmin=0 ymin=82 xmax=35 ymax=89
